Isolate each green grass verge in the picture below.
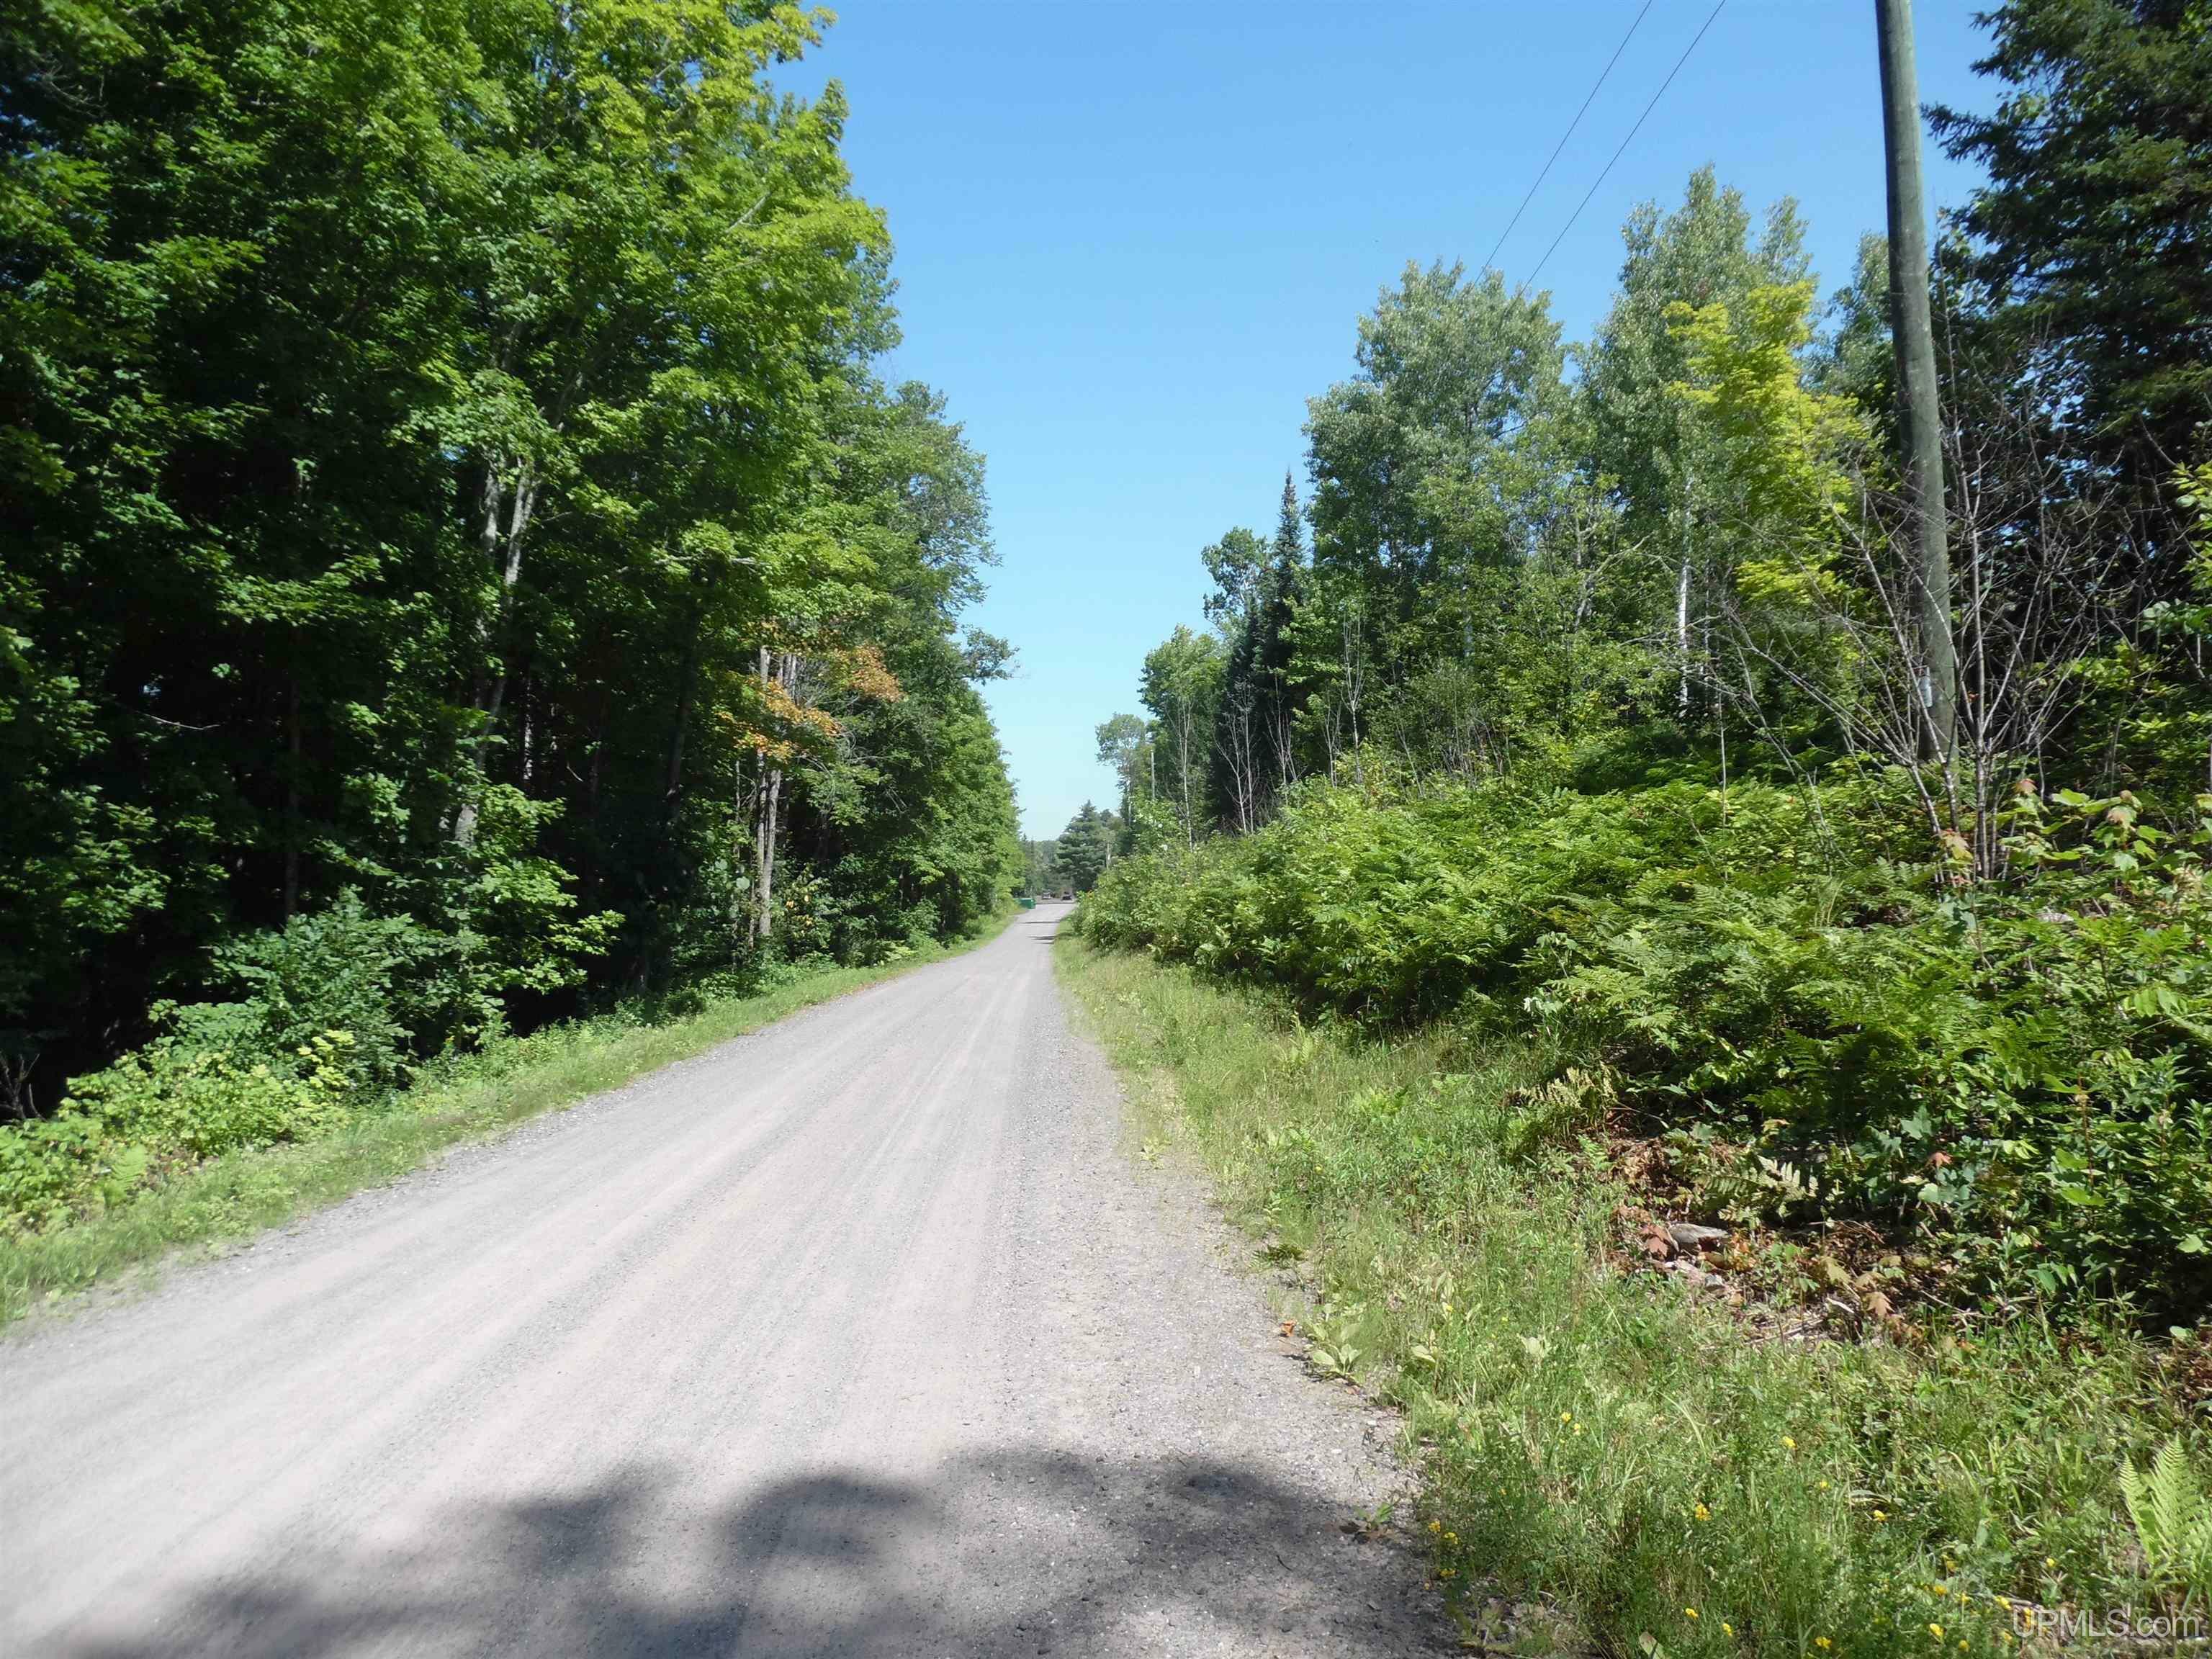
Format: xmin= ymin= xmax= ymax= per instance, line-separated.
xmin=1056 ymin=935 xmax=2208 ymax=1658
xmin=1 ymin=917 xmax=1013 ymax=1328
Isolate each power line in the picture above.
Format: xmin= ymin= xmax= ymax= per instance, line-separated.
xmin=1517 ymin=0 xmax=1728 ymax=298
xmin=1480 ymin=0 xmax=1658 ymax=276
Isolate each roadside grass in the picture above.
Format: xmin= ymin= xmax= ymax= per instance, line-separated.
xmin=0 ymin=920 xmax=1012 ymax=1328
xmin=1058 ymin=937 xmax=2206 ymax=1658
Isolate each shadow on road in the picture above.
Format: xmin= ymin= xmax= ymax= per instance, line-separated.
xmin=69 ymin=1447 xmax=1439 ymax=1657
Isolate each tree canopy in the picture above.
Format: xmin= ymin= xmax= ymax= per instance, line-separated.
xmin=0 ymin=0 xmax=1019 ymax=1105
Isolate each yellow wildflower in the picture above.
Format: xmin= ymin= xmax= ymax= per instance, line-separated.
xmin=1694 ymin=1503 xmax=1710 ymax=1521
xmin=1684 ymin=1607 xmax=1699 ymax=1620
xmin=1782 ymin=1434 xmax=1797 ymax=1450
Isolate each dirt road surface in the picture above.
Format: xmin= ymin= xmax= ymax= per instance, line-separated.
xmin=2 ymin=904 xmax=1442 ymax=1657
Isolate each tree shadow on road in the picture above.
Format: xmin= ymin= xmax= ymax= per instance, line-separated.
xmin=66 ymin=1446 xmax=1444 ymax=1657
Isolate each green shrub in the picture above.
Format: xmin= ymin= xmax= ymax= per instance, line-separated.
xmin=0 ymin=891 xmax=464 ymax=1234
xmin=1542 ymin=787 xmax=2212 ymax=1313
xmin=194 ymin=893 xmax=425 ymax=1093
xmin=1079 ymin=773 xmax=2212 ymax=1317
xmin=0 ymin=847 xmax=631 ymax=1237
xmin=0 ymin=1030 xmax=358 ymax=1231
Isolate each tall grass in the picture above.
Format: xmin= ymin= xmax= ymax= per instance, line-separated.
xmin=0 ymin=924 xmax=1008 ymax=1326
xmin=1059 ymin=938 xmax=2208 ymax=1656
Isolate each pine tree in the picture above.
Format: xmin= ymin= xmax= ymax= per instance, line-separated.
xmin=1931 ymin=0 xmax=2211 ymax=575
xmin=1256 ymin=473 xmax=1308 ymax=796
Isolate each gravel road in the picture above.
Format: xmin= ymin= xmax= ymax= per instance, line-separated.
xmin=2 ymin=904 xmax=1444 ymax=1657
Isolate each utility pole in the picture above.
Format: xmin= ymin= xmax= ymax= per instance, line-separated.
xmin=1876 ymin=0 xmax=1956 ymax=763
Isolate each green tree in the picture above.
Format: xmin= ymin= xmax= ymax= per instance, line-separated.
xmin=1932 ymin=0 xmax=2212 ymax=565
xmin=1577 ymin=168 xmax=1810 ymax=724
xmin=1020 ymin=837 xmax=1061 ymax=897
xmin=1094 ymin=713 xmax=1148 ymax=830
xmin=1140 ymin=627 xmax=1226 ymax=843
xmin=1054 ymin=802 xmax=1120 ymax=894
xmin=1306 ymin=262 xmax=1571 ymax=680
xmin=1 ymin=0 xmax=495 ymax=1089
xmin=0 ymin=0 xmax=1021 ymax=1103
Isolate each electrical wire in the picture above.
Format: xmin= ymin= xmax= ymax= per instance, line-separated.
xmin=1480 ymin=0 xmax=1658 ymax=276
xmin=1517 ymin=0 xmax=1729 ymax=298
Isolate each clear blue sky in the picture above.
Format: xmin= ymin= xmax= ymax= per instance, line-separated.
xmin=781 ymin=2 xmax=1995 ymax=840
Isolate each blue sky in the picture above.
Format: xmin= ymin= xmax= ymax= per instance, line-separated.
xmin=781 ymin=2 xmax=1996 ymax=840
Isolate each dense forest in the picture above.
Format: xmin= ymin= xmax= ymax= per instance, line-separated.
xmin=0 ymin=1 xmax=1020 ymax=1222
xmin=1082 ymin=0 xmax=2212 ymax=1320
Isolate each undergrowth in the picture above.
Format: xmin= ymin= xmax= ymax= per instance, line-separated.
xmin=1059 ymin=938 xmax=2211 ymax=1657
xmin=1078 ymin=775 xmax=2212 ymax=1322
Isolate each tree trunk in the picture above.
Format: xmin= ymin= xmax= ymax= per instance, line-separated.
xmin=665 ymin=612 xmax=700 ymax=809
xmin=453 ymin=456 xmax=541 ymax=848
xmin=1177 ymin=714 xmax=1194 ymax=846
xmin=479 ymin=459 xmax=539 ymax=729
xmin=753 ymin=761 xmax=783 ymax=944
xmin=1676 ymin=469 xmax=1695 ymax=721
xmin=282 ymin=666 xmax=302 ymax=922
xmin=748 ymin=647 xmax=798 ymax=945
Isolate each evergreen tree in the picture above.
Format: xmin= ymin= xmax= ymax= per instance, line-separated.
xmin=1931 ymin=0 xmax=2212 ymax=571
xmin=1255 ymin=473 xmax=1309 ymax=798
xmin=1053 ymin=803 xmax=1119 ymax=894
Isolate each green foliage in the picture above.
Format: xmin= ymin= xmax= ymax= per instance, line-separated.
xmin=2120 ymin=1437 xmax=2212 ymax=1603
xmin=1930 ymin=0 xmax=2212 ymax=550
xmin=1 ymin=2 xmax=1017 ymax=1130
xmin=1018 ymin=836 xmax=1063 ymax=898
xmin=1302 ymin=263 xmax=1577 ymax=742
xmin=1579 ymin=166 xmax=1812 ymax=545
xmin=1542 ymin=785 xmax=2212 ymax=1313
xmin=1139 ymin=624 xmax=1224 ymax=842
xmin=1053 ymin=801 xmax=1121 ymax=894
xmin=1080 ymin=774 xmax=2212 ymax=1318
xmin=1 ymin=1032 xmax=356 ymax=1234
xmin=1091 ymin=35 xmax=2212 ymax=1332
xmin=1668 ymin=281 xmax=1866 ymax=531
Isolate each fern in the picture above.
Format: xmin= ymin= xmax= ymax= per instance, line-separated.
xmin=1079 ymin=773 xmax=2212 ymax=1311
xmin=2120 ymin=1437 xmax=2212 ymax=1601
